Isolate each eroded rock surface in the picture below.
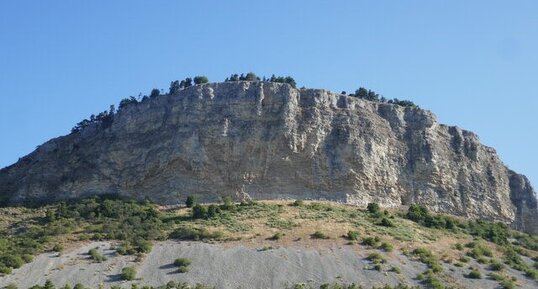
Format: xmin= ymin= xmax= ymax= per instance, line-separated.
xmin=0 ymin=81 xmax=536 ymax=233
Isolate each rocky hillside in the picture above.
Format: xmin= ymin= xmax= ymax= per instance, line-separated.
xmin=0 ymin=81 xmax=536 ymax=234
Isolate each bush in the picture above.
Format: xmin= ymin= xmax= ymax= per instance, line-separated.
xmin=0 ymin=255 xmax=24 ymax=269
xmin=367 ymin=203 xmax=381 ymax=215
xmin=88 ymin=249 xmax=106 ymax=262
xmin=424 ymin=271 xmax=443 ymax=289
xmin=192 ymin=204 xmax=208 ymax=219
xmin=500 ymin=279 xmax=516 ymax=289
xmin=466 ymin=242 xmax=493 ymax=258
xmin=185 ymin=196 xmax=197 ymax=208
xmin=379 ymin=242 xmax=394 ymax=252
xmin=169 ymin=226 xmax=224 ymax=241
xmin=0 ymin=265 xmax=12 ymax=274
xmin=174 ymin=258 xmax=191 ymax=267
xmin=52 ymin=244 xmax=64 ymax=252
xmin=121 ymin=267 xmax=136 ymax=281
xmin=311 ymin=231 xmax=329 ymax=239
xmin=489 ymin=260 xmax=504 ymax=271
xmin=220 ymin=196 xmax=235 ymax=211
xmin=362 ymin=236 xmax=380 ymax=247
xmin=346 ymin=230 xmax=359 ymax=241
xmin=390 ymin=266 xmax=401 ymax=274
xmin=206 ymin=204 xmax=221 ymax=218
xmin=366 ymin=252 xmax=386 ymax=264
xmin=178 ymin=265 xmax=189 ymax=273
xmin=378 ymin=217 xmax=394 ymax=227
xmin=412 ymin=248 xmax=442 ymax=273
xmin=468 ymin=269 xmax=482 ymax=279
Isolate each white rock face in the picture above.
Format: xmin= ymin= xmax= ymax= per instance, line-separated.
xmin=0 ymin=81 xmax=536 ymax=233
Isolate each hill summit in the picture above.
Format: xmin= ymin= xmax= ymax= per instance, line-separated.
xmin=0 ymin=80 xmax=536 ymax=234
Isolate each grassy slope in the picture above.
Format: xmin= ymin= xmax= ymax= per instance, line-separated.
xmin=0 ymin=197 xmax=537 ymax=289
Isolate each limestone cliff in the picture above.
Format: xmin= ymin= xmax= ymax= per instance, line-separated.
xmin=0 ymin=81 xmax=536 ymax=234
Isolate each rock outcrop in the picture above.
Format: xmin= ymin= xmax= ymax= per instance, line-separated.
xmin=0 ymin=81 xmax=536 ymax=234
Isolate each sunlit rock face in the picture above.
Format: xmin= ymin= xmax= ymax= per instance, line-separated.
xmin=1 ymin=81 xmax=536 ymax=234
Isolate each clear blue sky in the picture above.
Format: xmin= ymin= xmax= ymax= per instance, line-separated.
xmin=1 ymin=1 xmax=537 ymax=188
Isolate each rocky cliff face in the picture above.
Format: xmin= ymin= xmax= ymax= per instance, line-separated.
xmin=0 ymin=81 xmax=536 ymax=234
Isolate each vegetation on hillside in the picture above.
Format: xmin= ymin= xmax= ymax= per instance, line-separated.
xmin=1 ymin=197 xmax=537 ymax=288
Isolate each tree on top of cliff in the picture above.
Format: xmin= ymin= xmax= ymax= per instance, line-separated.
xmin=193 ymin=76 xmax=209 ymax=85
xmin=268 ymin=75 xmax=296 ymax=88
xmin=169 ymin=80 xmax=180 ymax=94
xmin=150 ymin=89 xmax=160 ymax=98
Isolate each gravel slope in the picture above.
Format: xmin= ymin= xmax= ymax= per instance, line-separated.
xmin=0 ymin=241 xmax=534 ymax=289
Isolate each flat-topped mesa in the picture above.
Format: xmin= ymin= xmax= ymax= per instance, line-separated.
xmin=1 ymin=81 xmax=537 ymax=234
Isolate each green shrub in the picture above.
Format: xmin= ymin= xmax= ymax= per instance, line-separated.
xmin=52 ymin=244 xmax=64 ymax=252
xmin=121 ymin=267 xmax=136 ymax=281
xmin=0 ymin=265 xmax=12 ymax=274
xmin=467 ymin=269 xmax=482 ymax=279
xmin=174 ymin=258 xmax=192 ymax=267
xmin=373 ymin=264 xmax=382 ymax=271
xmin=379 ymin=242 xmax=394 ymax=252
xmin=489 ymin=260 xmax=504 ymax=271
xmin=362 ymin=236 xmax=380 ymax=247
xmin=88 ymin=249 xmax=107 ymax=262
xmin=378 ymin=217 xmax=394 ymax=227
xmin=22 ymin=254 xmax=33 ymax=263
xmin=5 ymin=283 xmax=18 ymax=289
xmin=500 ymin=279 xmax=516 ymax=289
xmin=0 ymin=255 xmax=24 ymax=269
xmin=346 ymin=231 xmax=359 ymax=241
xmin=406 ymin=204 xmax=429 ymax=223
xmin=169 ymin=226 xmax=224 ymax=241
xmin=488 ymin=272 xmax=504 ymax=281
xmin=192 ymin=204 xmax=208 ymax=219
xmin=424 ymin=271 xmax=443 ymax=289
xmin=390 ymin=266 xmax=401 ymax=274
xmin=135 ymin=239 xmax=152 ymax=254
xmin=311 ymin=231 xmax=329 ymax=239
xmin=524 ymin=267 xmax=538 ymax=280
xmin=366 ymin=252 xmax=386 ymax=264
xmin=466 ymin=242 xmax=493 ymax=258
xmin=477 ymin=256 xmax=489 ymax=264
xmin=185 ymin=196 xmax=197 ymax=208
xmin=220 ymin=196 xmax=235 ymax=211
xmin=206 ymin=204 xmax=221 ymax=218
xmin=177 ymin=265 xmax=189 ymax=273
xmin=412 ymin=248 xmax=442 ymax=273
xmin=454 ymin=243 xmax=463 ymax=250
xmin=367 ymin=203 xmax=381 ymax=215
